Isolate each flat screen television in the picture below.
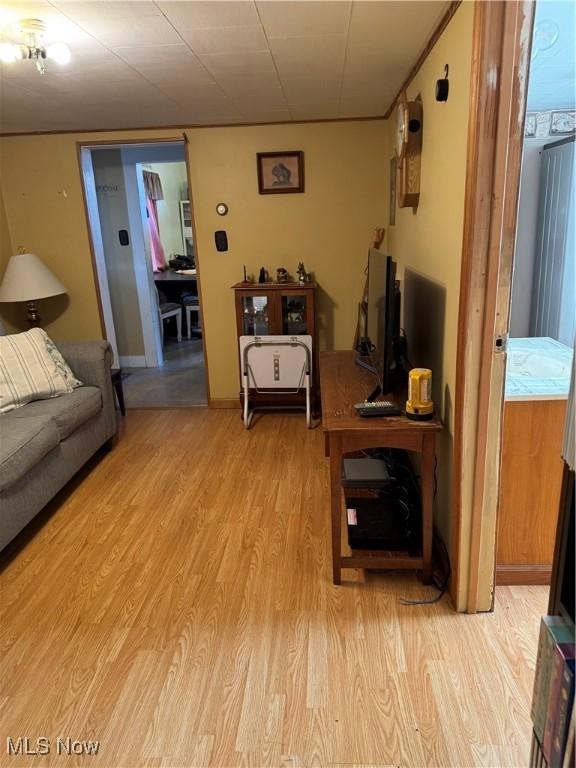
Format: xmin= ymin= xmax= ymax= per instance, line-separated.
xmin=358 ymin=248 xmax=402 ymax=399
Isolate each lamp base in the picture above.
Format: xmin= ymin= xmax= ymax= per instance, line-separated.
xmin=26 ymin=301 xmax=41 ymax=326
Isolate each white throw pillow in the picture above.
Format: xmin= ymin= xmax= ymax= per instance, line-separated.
xmin=38 ymin=329 xmax=82 ymax=389
xmin=0 ymin=328 xmax=75 ymax=413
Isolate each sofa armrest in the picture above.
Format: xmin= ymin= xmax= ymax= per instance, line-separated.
xmin=55 ymin=340 xmax=117 ymax=437
xmin=55 ymin=340 xmax=112 ymax=387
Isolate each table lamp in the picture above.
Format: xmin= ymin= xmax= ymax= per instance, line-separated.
xmin=0 ymin=252 xmax=67 ymax=325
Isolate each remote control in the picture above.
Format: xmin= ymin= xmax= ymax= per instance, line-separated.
xmin=354 ymin=400 xmax=401 ymax=417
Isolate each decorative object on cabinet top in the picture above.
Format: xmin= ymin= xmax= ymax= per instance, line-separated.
xmin=276 ymin=267 xmax=290 ymax=283
xmin=231 ymin=281 xmax=317 ymax=291
xmin=297 ymin=262 xmax=311 ymax=283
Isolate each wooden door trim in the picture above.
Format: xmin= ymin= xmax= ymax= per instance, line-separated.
xmin=76 ymin=134 xmax=212 ymax=405
xmin=451 ymin=0 xmax=534 ymax=612
xmin=76 ymin=137 xmax=185 ymax=148
xmin=76 ymin=134 xmax=187 ymax=344
xmin=75 ymin=143 xmax=107 ymax=340
xmin=182 ymin=133 xmax=212 ymax=406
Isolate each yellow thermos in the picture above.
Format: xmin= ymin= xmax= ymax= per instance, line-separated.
xmin=406 ymin=368 xmax=434 ymax=420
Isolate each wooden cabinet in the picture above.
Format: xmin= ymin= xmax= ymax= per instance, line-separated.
xmin=496 ymin=398 xmax=567 ymax=585
xmin=231 ymin=281 xmax=317 ymax=408
xmin=232 ymin=281 xmax=316 ymax=337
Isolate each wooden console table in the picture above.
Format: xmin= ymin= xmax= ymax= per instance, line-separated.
xmin=320 ymin=350 xmax=443 ymax=585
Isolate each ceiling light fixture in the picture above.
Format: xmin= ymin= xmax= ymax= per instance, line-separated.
xmin=0 ymin=18 xmax=71 ymax=74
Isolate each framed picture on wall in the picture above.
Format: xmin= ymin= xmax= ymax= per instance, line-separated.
xmin=257 ymin=151 xmax=304 ymax=194
xmin=389 ymin=156 xmax=396 ymax=226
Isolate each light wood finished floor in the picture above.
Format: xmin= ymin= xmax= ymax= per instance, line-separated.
xmin=0 ymin=411 xmax=547 ymax=768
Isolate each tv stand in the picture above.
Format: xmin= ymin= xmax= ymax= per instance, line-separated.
xmin=320 ymin=350 xmax=442 ymax=585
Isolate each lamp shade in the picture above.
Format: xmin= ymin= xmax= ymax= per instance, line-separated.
xmin=0 ymin=253 xmax=66 ymax=303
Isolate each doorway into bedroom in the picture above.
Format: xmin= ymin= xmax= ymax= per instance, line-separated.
xmin=80 ymin=140 xmax=207 ymax=408
xmin=497 ymin=0 xmax=574 ymax=586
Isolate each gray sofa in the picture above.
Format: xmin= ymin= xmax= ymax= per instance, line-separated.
xmin=0 ymin=340 xmax=116 ymax=551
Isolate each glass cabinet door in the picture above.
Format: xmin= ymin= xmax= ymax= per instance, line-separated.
xmin=281 ymin=294 xmax=308 ymax=335
xmin=242 ymin=295 xmax=269 ymax=335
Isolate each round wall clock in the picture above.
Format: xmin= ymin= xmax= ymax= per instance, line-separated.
xmin=216 ymin=203 xmax=228 ymax=216
xmin=395 ymin=98 xmax=423 ymax=209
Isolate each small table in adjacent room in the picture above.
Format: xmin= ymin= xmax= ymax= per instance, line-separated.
xmin=155 ymin=270 xmax=199 ymax=339
xmin=320 ymin=350 xmax=443 ymax=585
xmin=154 ymin=270 xmax=197 ymax=303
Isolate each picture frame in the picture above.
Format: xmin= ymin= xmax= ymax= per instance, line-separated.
xmin=257 ymin=151 xmax=304 ymax=194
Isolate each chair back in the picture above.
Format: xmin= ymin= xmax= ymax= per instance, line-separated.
xmin=155 ymin=285 xmax=170 ymax=312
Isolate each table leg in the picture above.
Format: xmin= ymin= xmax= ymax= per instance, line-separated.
xmin=117 ymin=381 xmax=126 ymax=417
xmin=421 ymin=433 xmax=435 ymax=584
xmin=111 ymin=370 xmax=126 ymax=417
xmin=329 ymin=433 xmax=343 ymax=585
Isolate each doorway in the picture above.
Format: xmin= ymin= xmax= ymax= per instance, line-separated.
xmin=453 ymin=0 xmax=574 ymax=611
xmin=497 ymin=0 xmax=575 ymax=586
xmin=79 ymin=139 xmax=208 ymax=408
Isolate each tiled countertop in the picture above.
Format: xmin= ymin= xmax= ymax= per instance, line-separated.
xmin=505 ymin=337 xmax=573 ymax=401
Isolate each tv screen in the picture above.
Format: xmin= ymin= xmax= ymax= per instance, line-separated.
xmin=366 ymin=249 xmax=399 ymax=395
xmin=367 ymin=249 xmax=387 ymax=355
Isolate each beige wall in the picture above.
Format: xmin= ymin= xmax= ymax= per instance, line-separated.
xmin=0 ymin=134 xmax=103 ymax=339
xmin=0 ymin=121 xmax=388 ymax=398
xmin=187 ymin=121 xmax=387 ymax=399
xmin=385 ymin=2 xmax=474 ymax=549
xmin=0 ymin=184 xmax=17 ymax=333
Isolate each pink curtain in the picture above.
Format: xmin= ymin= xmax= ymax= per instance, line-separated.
xmin=147 ymin=198 xmax=167 ymax=272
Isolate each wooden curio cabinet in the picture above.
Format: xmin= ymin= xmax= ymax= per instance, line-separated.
xmin=231 ymin=281 xmax=318 ymax=410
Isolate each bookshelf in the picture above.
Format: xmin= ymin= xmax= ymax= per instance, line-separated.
xmin=179 ymin=200 xmax=193 ymax=258
xmin=529 ymin=462 xmax=575 ymax=767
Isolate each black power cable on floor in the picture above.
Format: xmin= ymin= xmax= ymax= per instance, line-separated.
xmin=400 ymin=527 xmax=451 ymax=605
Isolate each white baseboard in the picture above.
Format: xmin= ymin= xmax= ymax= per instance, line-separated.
xmin=119 ymin=355 xmax=146 ymax=368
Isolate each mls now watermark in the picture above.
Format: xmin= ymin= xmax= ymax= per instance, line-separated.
xmin=7 ymin=737 xmax=100 ymax=756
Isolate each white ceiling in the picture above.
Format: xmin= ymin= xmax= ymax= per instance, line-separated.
xmin=0 ymin=1 xmax=449 ymax=134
